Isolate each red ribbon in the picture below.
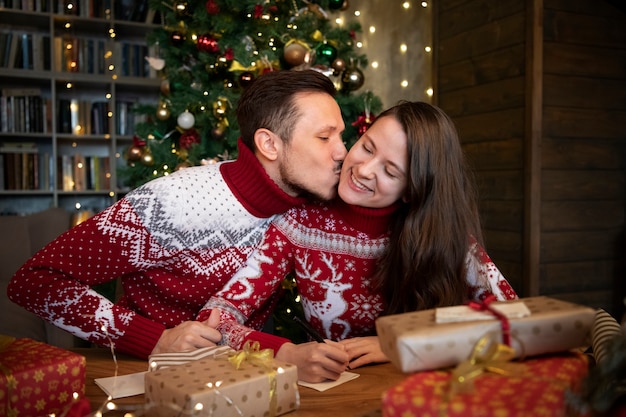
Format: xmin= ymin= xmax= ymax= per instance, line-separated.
xmin=468 ymin=295 xmax=511 ymax=347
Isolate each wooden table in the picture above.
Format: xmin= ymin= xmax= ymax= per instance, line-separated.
xmin=77 ymin=348 xmax=408 ymax=417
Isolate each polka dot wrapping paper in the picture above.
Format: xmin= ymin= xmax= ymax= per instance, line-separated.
xmin=375 ymin=296 xmax=596 ymax=373
xmin=0 ymin=336 xmax=86 ymax=417
xmin=381 ymin=352 xmax=590 ymax=417
xmin=144 ymin=348 xmax=300 ymax=417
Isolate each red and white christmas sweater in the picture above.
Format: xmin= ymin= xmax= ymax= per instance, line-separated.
xmin=7 ymin=141 xmax=306 ymax=359
xmin=198 ymin=199 xmax=518 ymax=353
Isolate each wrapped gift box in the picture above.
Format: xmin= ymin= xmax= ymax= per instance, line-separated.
xmin=145 ymin=346 xmax=300 ymax=417
xmin=0 ymin=336 xmax=86 ymax=417
xmin=382 ymin=352 xmax=590 ymax=417
xmin=376 ymin=296 xmax=595 ymax=373
xmin=148 ymin=345 xmax=234 ymax=371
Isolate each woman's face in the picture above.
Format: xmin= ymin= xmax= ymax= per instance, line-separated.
xmin=338 ymin=115 xmax=408 ymax=209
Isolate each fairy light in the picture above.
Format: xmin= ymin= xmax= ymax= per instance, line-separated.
xmin=422 ymin=1 xmax=428 ymax=7
xmin=401 ymin=80 xmax=409 ymax=88
xmin=403 ymin=2 xmax=410 ymax=9
xmin=425 ymin=46 xmax=432 ymax=52
xmin=371 ymin=61 xmax=379 ymax=69
xmin=426 ymin=87 xmax=434 ymax=96
xmin=400 ymin=43 xmax=408 ymax=53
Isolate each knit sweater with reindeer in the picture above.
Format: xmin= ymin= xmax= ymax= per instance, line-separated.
xmin=7 ymin=141 xmax=306 ymax=359
xmin=198 ymin=200 xmax=518 ymax=353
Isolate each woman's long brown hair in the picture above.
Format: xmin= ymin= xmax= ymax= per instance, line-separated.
xmin=372 ymin=101 xmax=483 ymax=315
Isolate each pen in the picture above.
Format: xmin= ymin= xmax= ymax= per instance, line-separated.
xmin=293 ymin=316 xmax=326 ymax=343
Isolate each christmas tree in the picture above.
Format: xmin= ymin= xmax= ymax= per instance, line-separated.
xmin=119 ymin=0 xmax=382 ymax=189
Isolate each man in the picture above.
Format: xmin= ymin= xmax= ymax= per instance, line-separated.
xmin=7 ymin=70 xmax=346 ymax=359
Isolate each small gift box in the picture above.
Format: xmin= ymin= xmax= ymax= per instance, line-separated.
xmin=145 ymin=342 xmax=300 ymax=417
xmin=376 ymin=296 xmax=595 ymax=373
xmin=0 ymin=336 xmax=86 ymax=417
xmin=381 ymin=351 xmax=590 ymax=417
xmin=148 ymin=345 xmax=234 ymax=371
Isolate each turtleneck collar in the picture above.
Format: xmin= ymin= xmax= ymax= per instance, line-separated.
xmin=334 ymin=198 xmax=402 ymax=237
xmin=221 ymin=139 xmax=307 ymax=218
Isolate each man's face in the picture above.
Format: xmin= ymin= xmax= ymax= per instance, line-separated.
xmin=276 ymin=92 xmax=346 ymax=201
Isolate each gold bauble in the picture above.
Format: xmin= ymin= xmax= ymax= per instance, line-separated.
xmin=156 ymin=103 xmax=171 ymax=120
xmin=127 ymin=145 xmax=143 ymax=161
xmin=283 ymin=40 xmax=310 ymax=67
xmin=141 ymin=152 xmax=155 ymax=166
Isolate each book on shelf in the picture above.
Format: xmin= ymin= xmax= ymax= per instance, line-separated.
xmin=57 ymin=153 xmax=111 ymax=191
xmin=0 ymin=142 xmax=53 ymax=191
xmin=1 ymin=89 xmax=49 ymax=134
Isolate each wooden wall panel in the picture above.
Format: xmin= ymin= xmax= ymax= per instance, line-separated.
xmin=437 ymin=0 xmax=626 ymax=315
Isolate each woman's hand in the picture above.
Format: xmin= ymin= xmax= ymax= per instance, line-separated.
xmin=276 ymin=341 xmax=349 ymax=383
xmin=338 ymin=336 xmax=389 ymax=369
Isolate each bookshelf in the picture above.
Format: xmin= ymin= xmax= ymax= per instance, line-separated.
xmin=0 ymin=1 xmax=160 ymax=215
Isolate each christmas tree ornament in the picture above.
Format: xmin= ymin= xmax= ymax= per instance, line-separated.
xmin=316 ymin=43 xmax=337 ymax=65
xmin=145 ymin=56 xmax=165 ymax=71
xmin=330 ymin=57 xmax=346 ymax=75
xmin=179 ymin=128 xmax=200 ymax=149
xmin=160 ymin=79 xmax=171 ymax=95
xmin=205 ymin=0 xmax=219 ymax=14
xmin=341 ymin=66 xmax=365 ymax=91
xmin=126 ymin=145 xmax=143 ymax=162
xmin=238 ymin=71 xmax=255 ymax=88
xmin=197 ymin=33 xmax=220 ymax=54
xmin=170 ymin=31 xmax=186 ymax=46
xmin=283 ymin=39 xmax=311 ymax=67
xmin=177 ymin=110 xmax=195 ymax=130
xmin=141 ymin=151 xmax=155 ymax=166
xmin=213 ymin=97 xmax=229 ymax=119
xmin=340 ymin=0 xmax=350 ymax=10
xmin=156 ymin=102 xmax=171 ymax=120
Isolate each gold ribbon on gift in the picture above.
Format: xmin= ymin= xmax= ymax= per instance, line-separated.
xmin=449 ymin=333 xmax=526 ymax=395
xmin=228 ymin=341 xmax=278 ymax=417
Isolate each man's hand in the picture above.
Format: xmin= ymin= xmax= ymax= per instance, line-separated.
xmin=151 ymin=309 xmax=222 ymax=355
xmin=276 ymin=341 xmax=349 ymax=383
xmin=338 ymin=336 xmax=389 ymax=369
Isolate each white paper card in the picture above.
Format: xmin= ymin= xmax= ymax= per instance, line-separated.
xmin=298 ymin=371 xmax=360 ymax=392
xmin=94 ymin=371 xmax=147 ymax=399
xmin=435 ymin=300 xmax=531 ymax=323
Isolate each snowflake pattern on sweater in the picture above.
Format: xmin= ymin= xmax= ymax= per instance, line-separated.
xmin=7 ymin=143 xmax=305 ymax=359
xmin=199 ymin=200 xmax=518 ymax=352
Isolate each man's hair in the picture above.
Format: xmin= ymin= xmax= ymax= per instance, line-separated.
xmin=236 ymin=70 xmax=337 ymax=151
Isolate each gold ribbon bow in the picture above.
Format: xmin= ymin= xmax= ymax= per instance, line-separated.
xmin=228 ymin=341 xmax=278 ymax=417
xmin=449 ymin=333 xmax=526 ymax=395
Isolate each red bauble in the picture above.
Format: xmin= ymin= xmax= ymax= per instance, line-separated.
xmin=205 ymin=0 xmax=219 ymax=14
xmin=197 ymin=34 xmax=220 ymax=54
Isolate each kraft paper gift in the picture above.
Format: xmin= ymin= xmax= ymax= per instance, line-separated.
xmin=145 ymin=342 xmax=299 ymax=417
xmin=376 ymin=296 xmax=595 ymax=373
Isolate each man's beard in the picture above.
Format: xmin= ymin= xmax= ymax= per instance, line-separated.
xmin=278 ymin=159 xmax=333 ymax=202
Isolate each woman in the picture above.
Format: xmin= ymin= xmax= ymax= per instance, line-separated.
xmin=197 ymin=101 xmax=518 ymax=382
